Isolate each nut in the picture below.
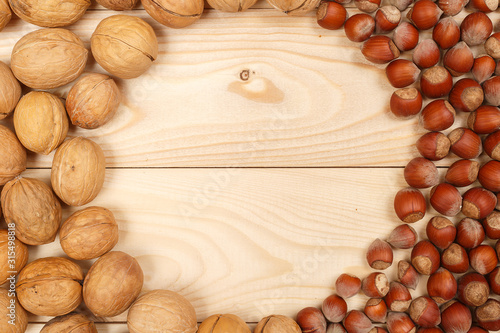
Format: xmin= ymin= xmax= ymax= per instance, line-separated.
xmin=0 ymin=125 xmax=26 ymax=185
xmin=387 ymin=224 xmax=418 ymax=249
xmin=469 ymin=244 xmax=498 ymax=275
xmin=389 ymin=88 xmax=423 ymax=118
xmin=96 ymin=0 xmax=138 ymax=10
xmin=472 ymin=55 xmax=496 ymax=83
xmin=296 ymin=307 xmax=327 ymax=333
xmin=344 ymin=14 xmax=374 ymax=42
xmin=267 ymin=0 xmax=321 ymax=15
xmin=437 ymin=0 xmax=466 ymax=15
xmin=468 ymin=0 xmax=497 ymax=11
xmin=9 ymin=0 xmax=90 ymax=27
xmin=83 ymin=251 xmax=143 ymax=317
xmin=0 ymin=61 xmax=21 ymax=120
xmin=200 ymin=314 xmax=252 ymax=332
xmin=328 ymin=323 xmax=347 ymax=333
xmin=0 ymin=229 xmax=28 ymax=285
xmin=0 ymin=0 xmax=11 ymax=31
xmin=448 ymin=128 xmax=482 ymax=159
xmin=412 ymin=39 xmax=440 ymax=69
xmin=255 ymin=315 xmax=301 ymax=333
xmin=478 ymin=160 xmax=500 ymax=192
xmin=362 ymin=272 xmax=389 ymax=298
xmin=448 ymin=78 xmax=484 ymax=113
xmin=13 ymin=91 xmax=68 ymax=155
xmin=445 ymin=159 xmax=479 ymax=187
xmin=384 ymin=281 xmax=412 ymax=312
xmin=386 ymin=59 xmax=420 ymax=88
xmin=354 ymin=0 xmax=380 ymax=13
xmin=456 ymin=217 xmax=485 ymax=249
xmin=386 ymin=312 xmax=415 ymax=333
xmin=343 ymin=310 xmax=373 ymax=333
xmin=474 ymin=299 xmax=500 ymax=331
xmin=482 ymin=76 xmax=500 ymax=105
xmin=483 ymin=210 xmax=500 ymax=239
xmin=51 ymin=137 xmax=106 ymax=206
xmin=208 ymin=0 xmax=258 ymax=12
xmin=483 ymin=130 xmax=500 ymax=160
xmin=374 ymin=5 xmax=400 ymax=34
xmin=427 ymin=267 xmax=457 ymax=304
xmin=91 ymin=15 xmax=158 ymax=79
xmin=40 ymin=313 xmax=97 ymax=333
xmin=322 ymin=294 xmax=347 ymax=323
xmin=364 ymin=298 xmax=387 ymax=323
xmin=394 ymin=187 xmax=426 ymax=223
xmin=409 ymin=296 xmax=441 ymax=328
xmin=416 ymin=132 xmax=450 ymax=161
xmin=420 ymin=66 xmax=453 ymax=99
xmin=60 ymin=206 xmax=119 ymax=260
xmin=128 ymin=290 xmax=197 ymax=333
xmin=393 ymin=22 xmax=419 ymax=51
xmin=461 ymin=187 xmax=496 ymax=220
xmin=335 ymin=273 xmax=361 ymax=299
xmin=1 ymin=177 xmax=62 ymax=245
xmin=440 ymin=301 xmax=472 ymax=333
xmin=407 ymin=0 xmax=443 ymax=30
xmin=398 ymin=260 xmax=420 ymax=290
xmin=430 ymin=183 xmax=462 ymax=217
xmin=411 ymin=240 xmax=440 ymax=275
xmin=11 ymin=28 xmax=88 ymax=89
xmin=0 ymin=288 xmax=28 ymax=333
xmin=420 ymin=100 xmax=455 ymax=132
xmin=487 ymin=266 xmax=500 ymax=294
xmin=441 ymin=243 xmax=469 ymax=273
xmin=460 ymin=12 xmax=492 ymax=46
xmin=426 ymin=216 xmax=456 ymax=250
xmin=484 ymin=32 xmax=500 ymax=59
xmin=468 ymin=105 xmax=500 ymax=134
xmin=361 ymin=36 xmax=400 ymax=64
xmin=16 ymin=257 xmax=84 ymax=316
xmin=142 ymin=0 xmax=204 ymax=27
xmin=457 ymin=272 xmax=489 ymax=307
xmin=443 ymin=42 xmax=474 ymax=77
xmin=366 ymin=238 xmax=393 ymax=270
xmin=432 ymin=17 xmax=460 ymax=49
xmin=316 ymin=1 xmax=347 ymax=30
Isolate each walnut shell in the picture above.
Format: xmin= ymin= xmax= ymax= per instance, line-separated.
xmin=60 ymin=206 xmax=119 ymax=260
xmin=0 ymin=229 xmax=28 ymax=285
xmin=198 ymin=314 xmax=251 ymax=333
xmin=1 ymin=177 xmax=62 ymax=245
xmin=41 ymin=313 xmax=97 ymax=333
xmin=127 ymin=290 xmax=197 ymax=333
xmin=0 ymin=0 xmax=12 ymax=31
xmin=254 ymin=315 xmax=302 ymax=333
xmin=207 ymin=0 xmax=257 ymax=11
xmin=96 ymin=0 xmax=138 ymax=10
xmin=0 ymin=125 xmax=26 ymax=186
xmin=16 ymin=257 xmax=84 ymax=316
xmin=13 ymin=91 xmax=68 ymax=155
xmin=0 ymin=61 xmax=20 ymax=120
xmin=66 ymin=73 xmax=121 ymax=129
xmin=91 ymin=15 xmax=158 ymax=79
xmin=0 ymin=288 xmax=28 ymax=333
xmin=141 ymin=0 xmax=204 ymax=28
xmin=11 ymin=28 xmax=88 ymax=89
xmin=51 ymin=137 xmax=106 ymax=206
xmin=266 ymin=0 xmax=321 ymax=15
xmin=83 ymin=251 xmax=143 ymax=317
xmin=9 ymin=0 xmax=90 ymax=27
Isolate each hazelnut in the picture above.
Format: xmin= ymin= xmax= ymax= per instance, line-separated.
xmin=427 ymin=268 xmax=457 ymax=304
xmin=469 ymin=244 xmax=498 ymax=275
xmin=478 ymin=160 xmax=500 ymax=192
xmin=387 ymin=224 xmax=418 ymax=249
xmin=468 ymin=0 xmax=498 ymax=11
xmin=487 ymin=266 xmax=500 ymax=294
xmin=404 ymin=157 xmax=439 ymax=188
xmin=0 ymin=230 xmax=28 ymax=285
xmin=343 ymin=310 xmax=373 ymax=333
xmin=416 ymin=132 xmax=450 ymax=160
xmin=460 ymin=12 xmax=492 ymax=46
xmin=388 ymin=0 xmax=412 ymax=10
xmin=0 ymin=61 xmax=21 ymax=120
xmin=420 ymin=99 xmax=456 ymax=132
xmin=361 ymin=36 xmax=400 ymax=64
xmin=432 ymin=17 xmax=460 ymax=49
xmin=482 ymin=75 xmax=500 ymax=105
xmin=397 ymin=260 xmax=420 ymax=290
xmin=390 ymin=88 xmax=423 ymax=118
xmin=335 ymin=273 xmax=361 ymax=299
xmin=374 ymin=6 xmax=400 ymax=34
xmin=483 ymin=210 xmax=500 ymax=239
xmin=448 ymin=78 xmax=484 ymax=113
xmin=467 ymin=105 xmax=500 ymax=134
xmin=128 ymin=290 xmax=197 ymax=333
xmin=1 ymin=177 xmax=62 ymax=245
xmin=91 ymin=15 xmax=158 ymax=79
xmin=13 ymin=91 xmax=68 ymax=155
xmin=354 ymin=0 xmax=380 ymax=12
xmin=411 ymin=240 xmax=440 ymax=275
xmin=317 ymin=1 xmax=347 ymax=30
xmin=393 ymin=22 xmax=419 ymax=51
xmin=83 ymin=251 xmax=144 ymax=317
xmin=472 ymin=55 xmax=496 ymax=83
xmin=385 ymin=281 xmax=412 ymax=312
xmin=485 ymin=32 xmax=500 ymax=59
xmin=0 ymin=288 xmax=27 ymax=333
xmin=394 ymin=187 xmax=426 ymax=223
xmin=362 ymin=272 xmax=389 ymax=298
xmin=475 ymin=299 xmax=500 ymax=331
xmin=255 ymin=315 xmax=301 ymax=333
xmin=11 ymin=28 xmax=88 ymax=89
xmin=445 ymin=159 xmax=479 ymax=187
xmin=456 ymin=218 xmax=485 ymax=249
xmin=41 ymin=313 xmax=97 ymax=333
xmin=328 ymin=323 xmax=347 ymax=333
xmin=412 ymin=39 xmax=440 ymax=69
xmin=407 ymin=0 xmax=443 ymax=30
xmin=364 ymin=298 xmax=387 ymax=323
xmin=9 ymin=0 xmax=90 ymax=27
xmin=208 ymin=0 xmax=258 ymax=11
xmin=483 ymin=130 xmax=500 ymax=160
xmin=386 ymin=59 xmax=421 ymax=88
xmin=426 ymin=216 xmax=456 ymax=250
xmin=323 ymin=295 xmax=347 ymax=323
xmin=443 ymin=42 xmax=474 ymax=77
xmin=96 ymin=0 xmax=138 ymax=10
xmin=66 ymin=73 xmax=121 ymax=129
xmin=16 ymin=257 xmax=84 ymax=316
xmin=267 ymin=0 xmax=321 ymax=15
xmin=386 ymin=312 xmax=415 ymax=333
xmin=366 ymin=238 xmax=393 ymax=270
xmin=51 ymin=137 xmax=106 ymax=206
xmin=409 ymin=296 xmax=441 ymax=328
xmin=462 ymin=187 xmax=496 ymax=220
xmin=0 ymin=125 xmax=26 ymax=186
xmin=420 ymin=66 xmax=453 ymax=99
xmin=344 ymin=14 xmax=374 ymax=42
xmin=296 ymin=307 xmax=327 ymax=333
xmin=457 ymin=272 xmax=490 ymax=307
xmin=440 ymin=301 xmax=472 ymax=333
xmin=441 ymin=243 xmax=470 ymax=273
xmin=430 ymin=183 xmax=462 ymax=217
xmin=448 ymin=128 xmax=482 ymax=159
xmin=437 ymin=0 xmax=467 ymax=16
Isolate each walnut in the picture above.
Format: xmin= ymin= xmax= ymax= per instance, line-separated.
xmin=66 ymin=73 xmax=121 ymax=129
xmin=198 ymin=314 xmax=251 ymax=333
xmin=83 ymin=251 xmax=143 ymax=317
xmin=0 ymin=229 xmax=29 ymax=285
xmin=96 ymin=0 xmax=138 ymax=10
xmin=207 ymin=0 xmax=258 ymax=12
xmin=142 ymin=0 xmax=204 ymax=28
xmin=254 ymin=315 xmax=302 ymax=333
xmin=16 ymin=257 xmax=84 ymax=317
xmin=13 ymin=91 xmax=68 ymax=155
xmin=1 ymin=177 xmax=62 ymax=245
xmin=0 ymin=288 xmax=28 ymax=333
xmin=9 ymin=0 xmax=90 ymax=27
xmin=91 ymin=15 xmax=158 ymax=79
xmin=51 ymin=137 xmax=106 ymax=206
xmin=41 ymin=313 xmax=97 ymax=333
xmin=0 ymin=0 xmax=11 ymax=31
xmin=60 ymin=206 xmax=119 ymax=260
xmin=128 ymin=290 xmax=197 ymax=333
xmin=266 ymin=0 xmax=321 ymax=15
xmin=0 ymin=125 xmax=26 ymax=186
xmin=11 ymin=28 xmax=88 ymax=89
xmin=0 ymin=62 xmax=20 ymax=120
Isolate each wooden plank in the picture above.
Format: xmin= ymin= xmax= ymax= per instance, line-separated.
xmin=0 ymin=9 xmax=430 ymax=168
xmin=17 ymin=167 xmax=418 ymax=324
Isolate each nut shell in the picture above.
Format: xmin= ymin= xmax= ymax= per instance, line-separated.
xmin=0 ymin=61 xmax=21 ymax=120
xmin=66 ymin=73 xmax=121 ymax=129
xmin=207 ymin=0 xmax=258 ymax=11
xmin=142 ymin=0 xmax=204 ymax=27
xmin=0 ymin=0 xmax=12 ymax=31
xmin=14 ymin=91 xmax=68 ymax=155
xmin=83 ymin=251 xmax=143 ymax=317
xmin=60 ymin=206 xmax=119 ymax=260
xmin=0 ymin=288 xmax=28 ymax=333
xmin=16 ymin=257 xmax=84 ymax=316
xmin=0 ymin=125 xmax=26 ymax=186
xmin=51 ymin=137 xmax=106 ymax=206
xmin=96 ymin=0 xmax=138 ymax=10
xmin=0 ymin=229 xmax=28 ymax=285
xmin=91 ymin=15 xmax=158 ymax=79
xmin=1 ymin=177 xmax=62 ymax=245
xmin=9 ymin=0 xmax=90 ymax=27
xmin=40 ymin=313 xmax=97 ymax=333
xmin=198 ymin=313 xmax=251 ymax=332
xmin=128 ymin=290 xmax=197 ymax=333
xmin=267 ymin=0 xmax=321 ymax=15
xmin=11 ymin=28 xmax=88 ymax=89
xmin=255 ymin=315 xmax=301 ymax=332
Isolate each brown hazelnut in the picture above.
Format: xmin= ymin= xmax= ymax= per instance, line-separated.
xmin=412 ymin=39 xmax=440 ymax=69
xmin=432 ymin=17 xmax=460 ymax=49
xmin=448 ymin=128 xmax=482 ymax=159
xmin=207 ymin=0 xmax=258 ymax=12
xmin=440 ymin=301 xmax=472 ymax=333
xmin=437 ymin=0 xmax=467 ymax=16
xmin=478 ymin=160 xmax=500 ymax=192
xmin=411 ymin=240 xmax=440 ymax=275
xmin=394 ymin=187 xmax=426 ymax=223
xmin=344 ymin=14 xmax=374 ymax=42
xmin=328 ymin=323 xmax=347 ymax=333
xmin=468 ymin=0 xmax=498 ymax=11
xmin=420 ymin=100 xmax=456 ymax=132
xmin=441 ymin=243 xmax=470 ymax=273
xmin=407 ymin=0 xmax=443 ymax=30
xmin=354 ymin=0 xmax=380 ymax=12
xmin=0 ymin=288 xmax=28 ymax=333
xmin=472 ymin=55 xmax=496 ymax=83
xmin=397 ymin=260 xmax=420 ymax=290
xmin=296 ymin=307 xmax=327 ymax=333
xmin=416 ymin=132 xmax=450 ymax=160
xmin=386 ymin=59 xmax=421 ymax=88
xmin=456 ymin=218 xmax=485 ymax=249
xmin=460 ymin=12 xmax=493 ymax=46
xmin=420 ymin=66 xmax=453 ymax=99
xmin=457 ymin=272 xmax=490 ymax=307
xmin=142 ymin=0 xmax=204 ymax=27
xmin=427 ymin=267 xmax=457 ymax=304
xmin=41 ymin=313 xmax=97 ymax=333
xmin=448 ymin=78 xmax=484 ymax=113
xmin=364 ymin=298 xmax=387 ymax=323
xmin=462 ymin=187 xmax=496 ymax=220
xmin=361 ymin=36 xmax=400 ymax=64
xmin=128 ymin=290 xmax=197 ymax=333
xmin=0 ymin=230 xmax=28 ymax=285
xmin=388 ymin=0 xmax=412 ymax=10
xmin=267 ymin=0 xmax=321 ymax=15
xmin=409 ymin=296 xmax=441 ymax=328
xmin=443 ymin=42 xmax=474 ymax=77
xmin=387 ymin=224 xmax=418 ymax=249
xmin=483 ymin=129 xmax=500 ymax=160
xmin=430 ymin=183 xmax=462 ymax=217
xmin=375 ymin=5 xmax=400 ymax=34
xmin=483 ymin=210 xmax=500 ymax=239
xmin=335 ymin=273 xmax=361 ymax=298
xmin=0 ymin=61 xmax=21 ymax=120
xmin=445 ymin=159 xmax=480 ymax=187
xmin=469 ymin=244 xmax=498 ymax=275
xmin=0 ymin=125 xmax=26 ymax=186
xmin=9 ymin=0 xmax=90 ymax=27
xmin=362 ymin=272 xmax=389 ymax=298
xmin=482 ymin=75 xmax=500 ymax=105
xmin=386 ymin=312 xmax=415 ymax=333
xmin=390 ymin=88 xmax=423 ymax=118
xmin=323 ymin=294 xmax=348 ymax=323
xmin=385 ymin=281 xmax=412 ymax=312
xmin=343 ymin=310 xmax=373 ymax=333
xmin=366 ymin=238 xmax=393 ymax=270
xmin=404 ymin=157 xmax=439 ymax=188
xmin=16 ymin=257 xmax=83 ymax=316
xmin=426 ymin=216 xmax=456 ymax=250
xmin=393 ymin=22 xmax=419 ymax=51
xmin=475 ymin=299 xmax=500 ymax=331
xmin=317 ymin=1 xmax=347 ymax=30
xmin=468 ymin=105 xmax=500 ymax=134
xmin=485 ymin=32 xmax=500 ymax=59
xmin=96 ymin=0 xmax=138 ymax=10
xmin=487 ymin=266 xmax=500 ymax=294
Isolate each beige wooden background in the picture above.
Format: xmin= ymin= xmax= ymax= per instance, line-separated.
xmin=0 ymin=1 xmax=476 ymax=332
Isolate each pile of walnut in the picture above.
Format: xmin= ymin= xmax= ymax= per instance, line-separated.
xmin=301 ymin=0 xmax=500 ymax=332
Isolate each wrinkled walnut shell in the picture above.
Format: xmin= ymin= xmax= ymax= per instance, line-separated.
xmin=0 ymin=61 xmax=21 ymax=120
xmin=14 ymin=91 xmax=68 ymax=155
xmin=96 ymin=0 xmax=138 ymax=10
xmin=128 ymin=290 xmax=197 ymax=333
xmin=51 ymin=137 xmax=106 ymax=206
xmin=41 ymin=313 xmax=97 ymax=333
xmin=0 ymin=0 xmax=11 ymax=31
xmin=11 ymin=28 xmax=88 ymax=89
xmin=142 ymin=0 xmax=204 ymax=28
xmin=1 ymin=177 xmax=62 ymax=245
xmin=91 ymin=15 xmax=158 ymax=79
xmin=66 ymin=73 xmax=121 ymax=129
xmin=198 ymin=314 xmax=251 ymax=333
xmin=254 ymin=315 xmax=302 ymax=333
xmin=60 ymin=206 xmax=119 ymax=260
xmin=0 ymin=288 xmax=28 ymax=333
xmin=16 ymin=257 xmax=84 ymax=317
xmin=266 ymin=0 xmax=321 ymax=15
xmin=0 ymin=125 xmax=26 ymax=186
xmin=83 ymin=251 xmax=144 ymax=317
xmin=9 ymin=0 xmax=90 ymax=27
xmin=0 ymin=229 xmax=29 ymax=285
xmin=207 ymin=0 xmax=258 ymax=12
